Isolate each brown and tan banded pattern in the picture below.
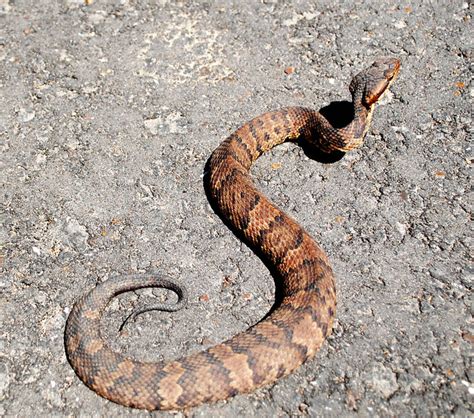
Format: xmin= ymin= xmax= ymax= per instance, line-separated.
xmin=65 ymin=58 xmax=400 ymax=410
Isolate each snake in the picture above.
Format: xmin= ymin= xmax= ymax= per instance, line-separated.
xmin=65 ymin=58 xmax=400 ymax=410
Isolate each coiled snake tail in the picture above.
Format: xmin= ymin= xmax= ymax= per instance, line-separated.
xmin=65 ymin=58 xmax=400 ymax=410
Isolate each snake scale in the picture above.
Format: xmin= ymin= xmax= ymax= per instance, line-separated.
xmin=65 ymin=58 xmax=400 ymax=410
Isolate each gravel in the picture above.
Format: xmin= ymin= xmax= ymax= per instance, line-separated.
xmin=0 ymin=1 xmax=472 ymax=416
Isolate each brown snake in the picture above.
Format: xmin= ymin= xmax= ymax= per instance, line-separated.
xmin=65 ymin=58 xmax=400 ymax=410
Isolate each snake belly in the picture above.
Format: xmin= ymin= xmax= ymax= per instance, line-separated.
xmin=65 ymin=58 xmax=400 ymax=411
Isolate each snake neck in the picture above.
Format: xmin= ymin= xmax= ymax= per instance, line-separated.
xmin=351 ymin=99 xmax=374 ymax=145
xmin=311 ymin=97 xmax=372 ymax=153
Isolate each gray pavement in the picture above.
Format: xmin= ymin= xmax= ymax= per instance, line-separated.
xmin=0 ymin=0 xmax=472 ymax=416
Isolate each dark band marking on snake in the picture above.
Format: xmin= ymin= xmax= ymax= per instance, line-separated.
xmin=65 ymin=58 xmax=400 ymax=410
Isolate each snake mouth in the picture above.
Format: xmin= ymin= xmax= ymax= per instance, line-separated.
xmin=363 ymin=58 xmax=401 ymax=107
xmin=385 ymin=58 xmax=401 ymax=83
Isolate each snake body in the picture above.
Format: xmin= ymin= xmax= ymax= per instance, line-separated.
xmin=65 ymin=58 xmax=400 ymax=410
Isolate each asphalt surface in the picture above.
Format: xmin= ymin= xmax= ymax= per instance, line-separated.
xmin=0 ymin=1 xmax=472 ymax=417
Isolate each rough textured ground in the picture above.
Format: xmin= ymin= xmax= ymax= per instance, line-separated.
xmin=0 ymin=0 xmax=472 ymax=416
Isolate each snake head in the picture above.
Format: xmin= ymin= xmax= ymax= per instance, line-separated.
xmin=350 ymin=57 xmax=401 ymax=107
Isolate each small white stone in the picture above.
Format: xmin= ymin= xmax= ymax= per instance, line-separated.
xmin=166 ymin=111 xmax=186 ymax=134
xmin=0 ymin=0 xmax=12 ymax=12
xmin=369 ymin=363 xmax=399 ymax=399
xmin=461 ymin=380 xmax=474 ymax=394
xmin=303 ymin=12 xmax=319 ymax=20
xmin=144 ymin=117 xmax=161 ymax=135
xmin=395 ymin=222 xmax=407 ymax=237
xmin=82 ymin=85 xmax=98 ymax=94
xmin=35 ymin=153 xmax=47 ymax=165
xmin=283 ymin=13 xmax=302 ymax=27
xmin=18 ymin=108 xmax=35 ymax=123
xmin=394 ymin=20 xmax=407 ymax=29
xmin=88 ymin=11 xmax=107 ymax=25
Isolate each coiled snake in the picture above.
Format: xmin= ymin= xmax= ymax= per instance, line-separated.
xmin=65 ymin=58 xmax=400 ymax=410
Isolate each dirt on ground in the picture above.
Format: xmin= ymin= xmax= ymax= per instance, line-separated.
xmin=0 ymin=1 xmax=472 ymax=416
